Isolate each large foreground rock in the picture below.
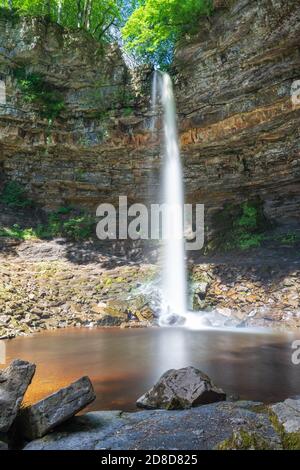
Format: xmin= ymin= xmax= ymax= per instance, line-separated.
xmin=18 ymin=376 xmax=96 ymax=440
xmin=271 ymin=398 xmax=300 ymax=433
xmin=24 ymin=401 xmax=282 ymax=450
xmin=137 ymin=367 xmax=226 ymax=410
xmin=0 ymin=359 xmax=36 ymax=433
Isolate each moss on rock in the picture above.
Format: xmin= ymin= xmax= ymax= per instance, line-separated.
xmin=217 ymin=429 xmax=274 ymax=450
xmin=269 ymin=411 xmax=300 ymax=450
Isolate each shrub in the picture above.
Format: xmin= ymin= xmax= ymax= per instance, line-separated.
xmin=212 ymin=199 xmax=269 ymax=251
xmin=0 ymin=224 xmax=37 ymax=240
xmin=122 ymin=0 xmax=213 ymax=67
xmin=0 ymin=199 xmax=95 ymax=241
xmin=38 ymin=208 xmax=95 ymax=241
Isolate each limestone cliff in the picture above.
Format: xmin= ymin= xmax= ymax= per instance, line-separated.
xmin=0 ymin=0 xmax=300 ymax=235
xmin=0 ymin=15 xmax=153 ymax=210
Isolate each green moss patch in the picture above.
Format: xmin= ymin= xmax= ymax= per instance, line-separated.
xmin=13 ymin=68 xmax=65 ymax=121
xmin=217 ymin=429 xmax=273 ymax=450
xmin=269 ymin=411 xmax=300 ymax=450
xmin=211 ymin=198 xmax=270 ymax=252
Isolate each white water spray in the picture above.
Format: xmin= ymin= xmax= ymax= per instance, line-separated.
xmin=148 ymin=73 xmax=252 ymax=331
xmin=159 ymin=72 xmax=187 ymax=324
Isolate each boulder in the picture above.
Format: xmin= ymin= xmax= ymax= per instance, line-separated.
xmin=271 ymin=398 xmax=300 ymax=433
xmin=0 ymin=359 xmax=36 ymax=433
xmin=18 ymin=376 xmax=96 ymax=440
xmin=93 ymin=301 xmax=128 ymax=326
xmin=137 ymin=366 xmax=226 ymax=410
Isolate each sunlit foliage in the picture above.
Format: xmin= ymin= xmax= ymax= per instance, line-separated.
xmin=122 ymin=0 xmax=213 ymax=67
xmin=1 ymin=0 xmax=125 ymax=40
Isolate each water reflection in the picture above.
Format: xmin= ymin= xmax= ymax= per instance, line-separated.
xmin=156 ymin=328 xmax=190 ymax=373
xmin=1 ymin=327 xmax=300 ymax=411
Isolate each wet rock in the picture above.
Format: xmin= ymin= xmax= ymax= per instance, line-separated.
xmin=0 ymin=359 xmax=36 ymax=433
xmin=134 ymin=306 xmax=154 ymax=322
xmin=18 ymin=376 xmax=96 ymax=440
xmin=159 ymin=314 xmax=186 ymax=326
xmin=93 ymin=301 xmax=128 ymax=326
xmin=271 ymin=398 xmax=300 ymax=433
xmin=126 ymin=294 xmax=155 ymax=322
xmin=217 ymin=429 xmax=281 ymax=450
xmin=196 ymin=281 xmax=209 ymax=299
xmin=136 ymin=367 xmax=226 ymax=410
xmin=92 ymin=294 xmax=154 ymax=326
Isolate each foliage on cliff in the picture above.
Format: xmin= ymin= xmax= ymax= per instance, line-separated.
xmin=0 ymin=181 xmax=33 ymax=208
xmin=212 ymin=200 xmax=270 ymax=251
xmin=1 ymin=0 xmax=125 ymax=40
xmin=122 ymin=0 xmax=213 ymax=67
xmin=1 ymin=1 xmax=214 ymax=66
xmin=13 ymin=68 xmax=65 ymax=120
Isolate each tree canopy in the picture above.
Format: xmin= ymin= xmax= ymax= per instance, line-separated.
xmin=1 ymin=0 xmax=125 ymax=40
xmin=122 ymin=0 xmax=213 ymax=67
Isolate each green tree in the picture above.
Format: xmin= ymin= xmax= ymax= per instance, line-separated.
xmin=122 ymin=0 xmax=213 ymax=66
xmin=1 ymin=0 xmax=126 ymax=41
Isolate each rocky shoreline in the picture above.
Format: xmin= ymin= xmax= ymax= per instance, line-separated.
xmin=23 ymin=400 xmax=299 ymax=451
xmin=1 ymin=239 xmax=300 ymax=339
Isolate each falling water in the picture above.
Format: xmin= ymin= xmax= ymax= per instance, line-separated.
xmin=159 ymin=72 xmax=187 ymax=324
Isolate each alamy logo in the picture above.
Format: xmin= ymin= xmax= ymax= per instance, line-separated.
xmin=291 ymin=340 xmax=300 ymax=365
xmin=96 ymin=196 xmax=205 ymax=251
xmin=0 ymin=80 xmax=6 ymax=105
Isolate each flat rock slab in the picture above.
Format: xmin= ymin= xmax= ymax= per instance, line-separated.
xmin=272 ymin=398 xmax=300 ymax=433
xmin=0 ymin=359 xmax=36 ymax=433
xmin=137 ymin=366 xmax=226 ymax=410
xmin=24 ymin=401 xmax=281 ymax=450
xmin=19 ymin=376 xmax=96 ymax=440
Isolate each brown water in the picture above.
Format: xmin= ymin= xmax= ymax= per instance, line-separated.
xmin=1 ymin=327 xmax=300 ymax=411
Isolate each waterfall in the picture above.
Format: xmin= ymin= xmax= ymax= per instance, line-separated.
xmin=159 ymin=72 xmax=187 ymax=324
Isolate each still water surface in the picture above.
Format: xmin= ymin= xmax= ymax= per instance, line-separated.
xmin=2 ymin=327 xmax=300 ymax=411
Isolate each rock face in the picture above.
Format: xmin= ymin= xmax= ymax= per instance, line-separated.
xmin=136 ymin=367 xmax=226 ymax=410
xmin=23 ymin=401 xmax=282 ymax=450
xmin=191 ymin=261 xmax=300 ymax=329
xmin=0 ymin=16 xmax=153 ymax=212
xmin=174 ymin=0 xmax=300 ymax=230
xmin=272 ymin=398 xmax=300 ymax=433
xmin=0 ymin=359 xmax=36 ymax=433
xmin=18 ymin=376 xmax=96 ymax=440
xmin=0 ymin=440 xmax=8 ymax=451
